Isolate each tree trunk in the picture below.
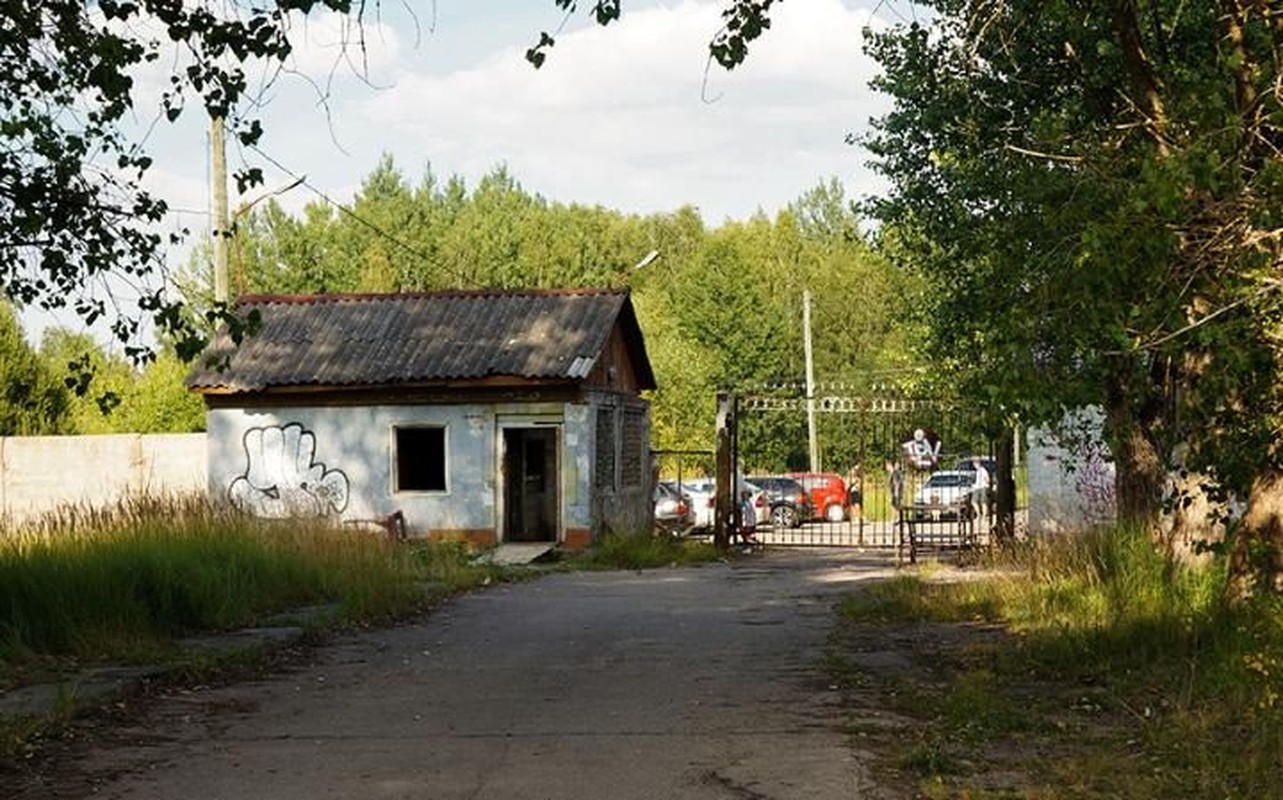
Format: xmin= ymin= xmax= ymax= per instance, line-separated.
xmin=1104 ymin=375 xmax=1168 ymax=528
xmin=1226 ymin=469 xmax=1283 ymax=604
xmin=1112 ymin=420 xmax=1166 ymax=526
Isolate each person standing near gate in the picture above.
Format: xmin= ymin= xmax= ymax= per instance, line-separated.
xmin=845 ymin=463 xmax=863 ymax=521
xmin=739 ymin=488 xmax=759 ymax=550
xmin=885 ymin=460 xmax=904 ymax=514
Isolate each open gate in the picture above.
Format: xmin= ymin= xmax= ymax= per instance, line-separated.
xmin=714 ymin=388 xmax=1016 ymax=558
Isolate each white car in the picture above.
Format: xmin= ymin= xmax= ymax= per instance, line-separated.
xmin=678 ymin=478 xmax=768 ymax=530
xmin=911 ymin=470 xmax=986 ymax=520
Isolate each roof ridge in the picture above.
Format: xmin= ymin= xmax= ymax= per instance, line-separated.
xmin=235 ymin=287 xmax=629 ymax=305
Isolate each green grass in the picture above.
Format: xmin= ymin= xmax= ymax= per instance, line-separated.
xmin=0 ymin=497 xmax=505 ymax=685
xmin=834 ymin=526 xmax=1283 ymax=798
xmin=568 ymin=531 xmax=722 ymax=570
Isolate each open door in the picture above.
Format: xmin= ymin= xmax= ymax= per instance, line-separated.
xmin=502 ymin=427 xmax=559 ymax=542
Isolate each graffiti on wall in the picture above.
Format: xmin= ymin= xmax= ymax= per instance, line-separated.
xmin=229 ymin=423 xmax=350 ymax=518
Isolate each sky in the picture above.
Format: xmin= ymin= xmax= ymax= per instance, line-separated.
xmin=156 ymin=0 xmax=896 ymax=228
xmin=25 ymin=0 xmax=904 ymax=345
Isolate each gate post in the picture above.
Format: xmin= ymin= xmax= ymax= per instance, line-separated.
xmin=714 ymin=391 xmax=737 ymax=551
xmin=995 ymin=428 xmax=1016 ymax=543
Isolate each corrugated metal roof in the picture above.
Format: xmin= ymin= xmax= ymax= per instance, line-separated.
xmin=185 ymin=289 xmax=655 ymax=394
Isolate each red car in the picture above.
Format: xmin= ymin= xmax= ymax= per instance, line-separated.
xmin=786 ymin=472 xmax=849 ymax=522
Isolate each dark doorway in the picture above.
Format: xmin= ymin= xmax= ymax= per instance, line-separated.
xmin=502 ymin=427 xmax=559 ymax=542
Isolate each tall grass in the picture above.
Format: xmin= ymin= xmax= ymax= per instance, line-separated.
xmin=571 ymin=531 xmax=722 ymax=570
xmin=838 ymin=526 xmax=1283 ymax=797
xmin=0 ymin=497 xmax=502 ymax=680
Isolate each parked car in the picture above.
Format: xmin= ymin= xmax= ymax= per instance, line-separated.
xmin=785 ymin=471 xmax=848 ymax=522
xmin=746 ymin=475 xmax=815 ymax=529
xmin=910 ymin=470 xmax=985 ymax=520
xmin=654 ymin=481 xmax=695 ymax=534
xmin=674 ymin=477 xmax=768 ymax=530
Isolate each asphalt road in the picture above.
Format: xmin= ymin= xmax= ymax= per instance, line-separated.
xmin=52 ymin=549 xmax=902 ymax=800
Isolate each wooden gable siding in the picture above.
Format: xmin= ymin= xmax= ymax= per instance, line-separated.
xmin=584 ymin=323 xmax=643 ymax=393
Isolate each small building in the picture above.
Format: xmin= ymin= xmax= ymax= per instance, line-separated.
xmin=185 ymin=289 xmax=656 ymax=550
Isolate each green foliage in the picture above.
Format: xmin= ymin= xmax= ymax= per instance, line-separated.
xmin=37 ymin=330 xmax=205 ymax=434
xmin=863 ymin=0 xmax=1283 ymax=512
xmin=0 ymin=0 xmax=361 ymax=362
xmin=214 ymin=159 xmax=923 ymax=461
xmin=0 ymin=498 xmax=500 ymax=672
xmin=0 ymin=305 xmax=70 ymax=435
xmin=116 ymin=353 xmax=206 ymax=433
xmin=571 ymin=532 xmax=721 ymax=570
xmin=836 ymin=528 xmax=1283 ymax=796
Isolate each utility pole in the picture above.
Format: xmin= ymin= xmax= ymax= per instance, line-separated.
xmin=803 ymin=289 xmax=818 ymax=472
xmin=210 ymin=115 xmax=230 ymax=303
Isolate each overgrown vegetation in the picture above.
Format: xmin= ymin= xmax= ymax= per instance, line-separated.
xmin=569 ymin=531 xmax=722 ymax=571
xmin=0 ymin=498 xmax=506 ymax=691
xmin=834 ymin=527 xmax=1283 ymax=798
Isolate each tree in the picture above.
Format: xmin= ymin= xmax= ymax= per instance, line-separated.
xmin=38 ymin=330 xmax=205 ymax=434
xmin=0 ymin=0 xmax=360 ymax=362
xmin=38 ymin=329 xmax=133 ymax=434
xmin=862 ymin=1 xmax=1283 ymax=596
xmin=0 ymin=306 xmax=70 ymax=435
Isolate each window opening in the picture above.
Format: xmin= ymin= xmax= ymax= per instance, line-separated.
xmin=395 ymin=426 xmax=447 ymax=492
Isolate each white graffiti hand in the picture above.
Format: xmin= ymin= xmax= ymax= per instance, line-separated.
xmin=229 ymin=423 xmax=349 ymax=518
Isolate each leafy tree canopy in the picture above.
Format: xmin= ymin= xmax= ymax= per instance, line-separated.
xmin=0 ymin=0 xmax=359 ymax=363
xmin=0 ymin=305 xmax=70 ymax=435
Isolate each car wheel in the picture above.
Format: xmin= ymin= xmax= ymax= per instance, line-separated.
xmin=771 ymin=505 xmax=798 ymax=529
xmin=825 ymin=504 xmax=845 ymax=522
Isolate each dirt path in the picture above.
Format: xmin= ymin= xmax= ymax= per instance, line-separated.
xmin=7 ymin=549 xmax=911 ymax=800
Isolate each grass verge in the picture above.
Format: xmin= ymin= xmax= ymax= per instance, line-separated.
xmin=0 ymin=498 xmax=507 ymax=691
xmin=568 ymin=531 xmax=722 ymax=570
xmin=831 ymin=526 xmax=1283 ymax=798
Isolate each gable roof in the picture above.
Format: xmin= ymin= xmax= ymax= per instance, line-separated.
xmin=185 ymin=289 xmax=656 ymax=394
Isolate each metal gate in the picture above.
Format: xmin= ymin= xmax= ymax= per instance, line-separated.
xmin=725 ymin=388 xmax=1012 ymax=557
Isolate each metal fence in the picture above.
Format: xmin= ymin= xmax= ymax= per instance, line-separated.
xmin=730 ymin=391 xmax=1009 ymax=555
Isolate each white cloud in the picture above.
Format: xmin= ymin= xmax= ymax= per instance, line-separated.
xmin=251 ymin=0 xmax=891 ymax=224
xmin=279 ymin=10 xmax=404 ymax=86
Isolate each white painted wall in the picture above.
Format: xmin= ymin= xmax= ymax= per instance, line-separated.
xmin=206 ymin=401 xmax=599 ymax=539
xmin=0 ymin=433 xmax=206 ymax=523
xmin=1026 ymin=407 xmax=1117 ymax=534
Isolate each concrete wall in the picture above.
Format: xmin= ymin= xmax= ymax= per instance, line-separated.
xmin=0 ymin=433 xmax=207 ymax=522
xmin=1026 ymin=407 xmax=1117 ymax=534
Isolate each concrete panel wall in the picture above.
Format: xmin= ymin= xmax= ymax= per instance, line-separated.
xmin=1026 ymin=407 xmax=1117 ymax=534
xmin=0 ymin=434 xmax=207 ymax=522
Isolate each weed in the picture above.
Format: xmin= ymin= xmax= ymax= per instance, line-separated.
xmin=570 ymin=532 xmax=722 ymax=570
xmin=0 ymin=497 xmax=500 ymax=678
xmin=835 ymin=525 xmax=1283 ymax=798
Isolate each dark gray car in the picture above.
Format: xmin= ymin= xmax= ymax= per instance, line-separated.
xmin=745 ymin=475 xmax=815 ymax=528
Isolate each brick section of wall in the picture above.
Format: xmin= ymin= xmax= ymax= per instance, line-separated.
xmin=428 ymin=528 xmax=499 ymax=550
xmin=562 ymin=527 xmax=592 ymax=551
